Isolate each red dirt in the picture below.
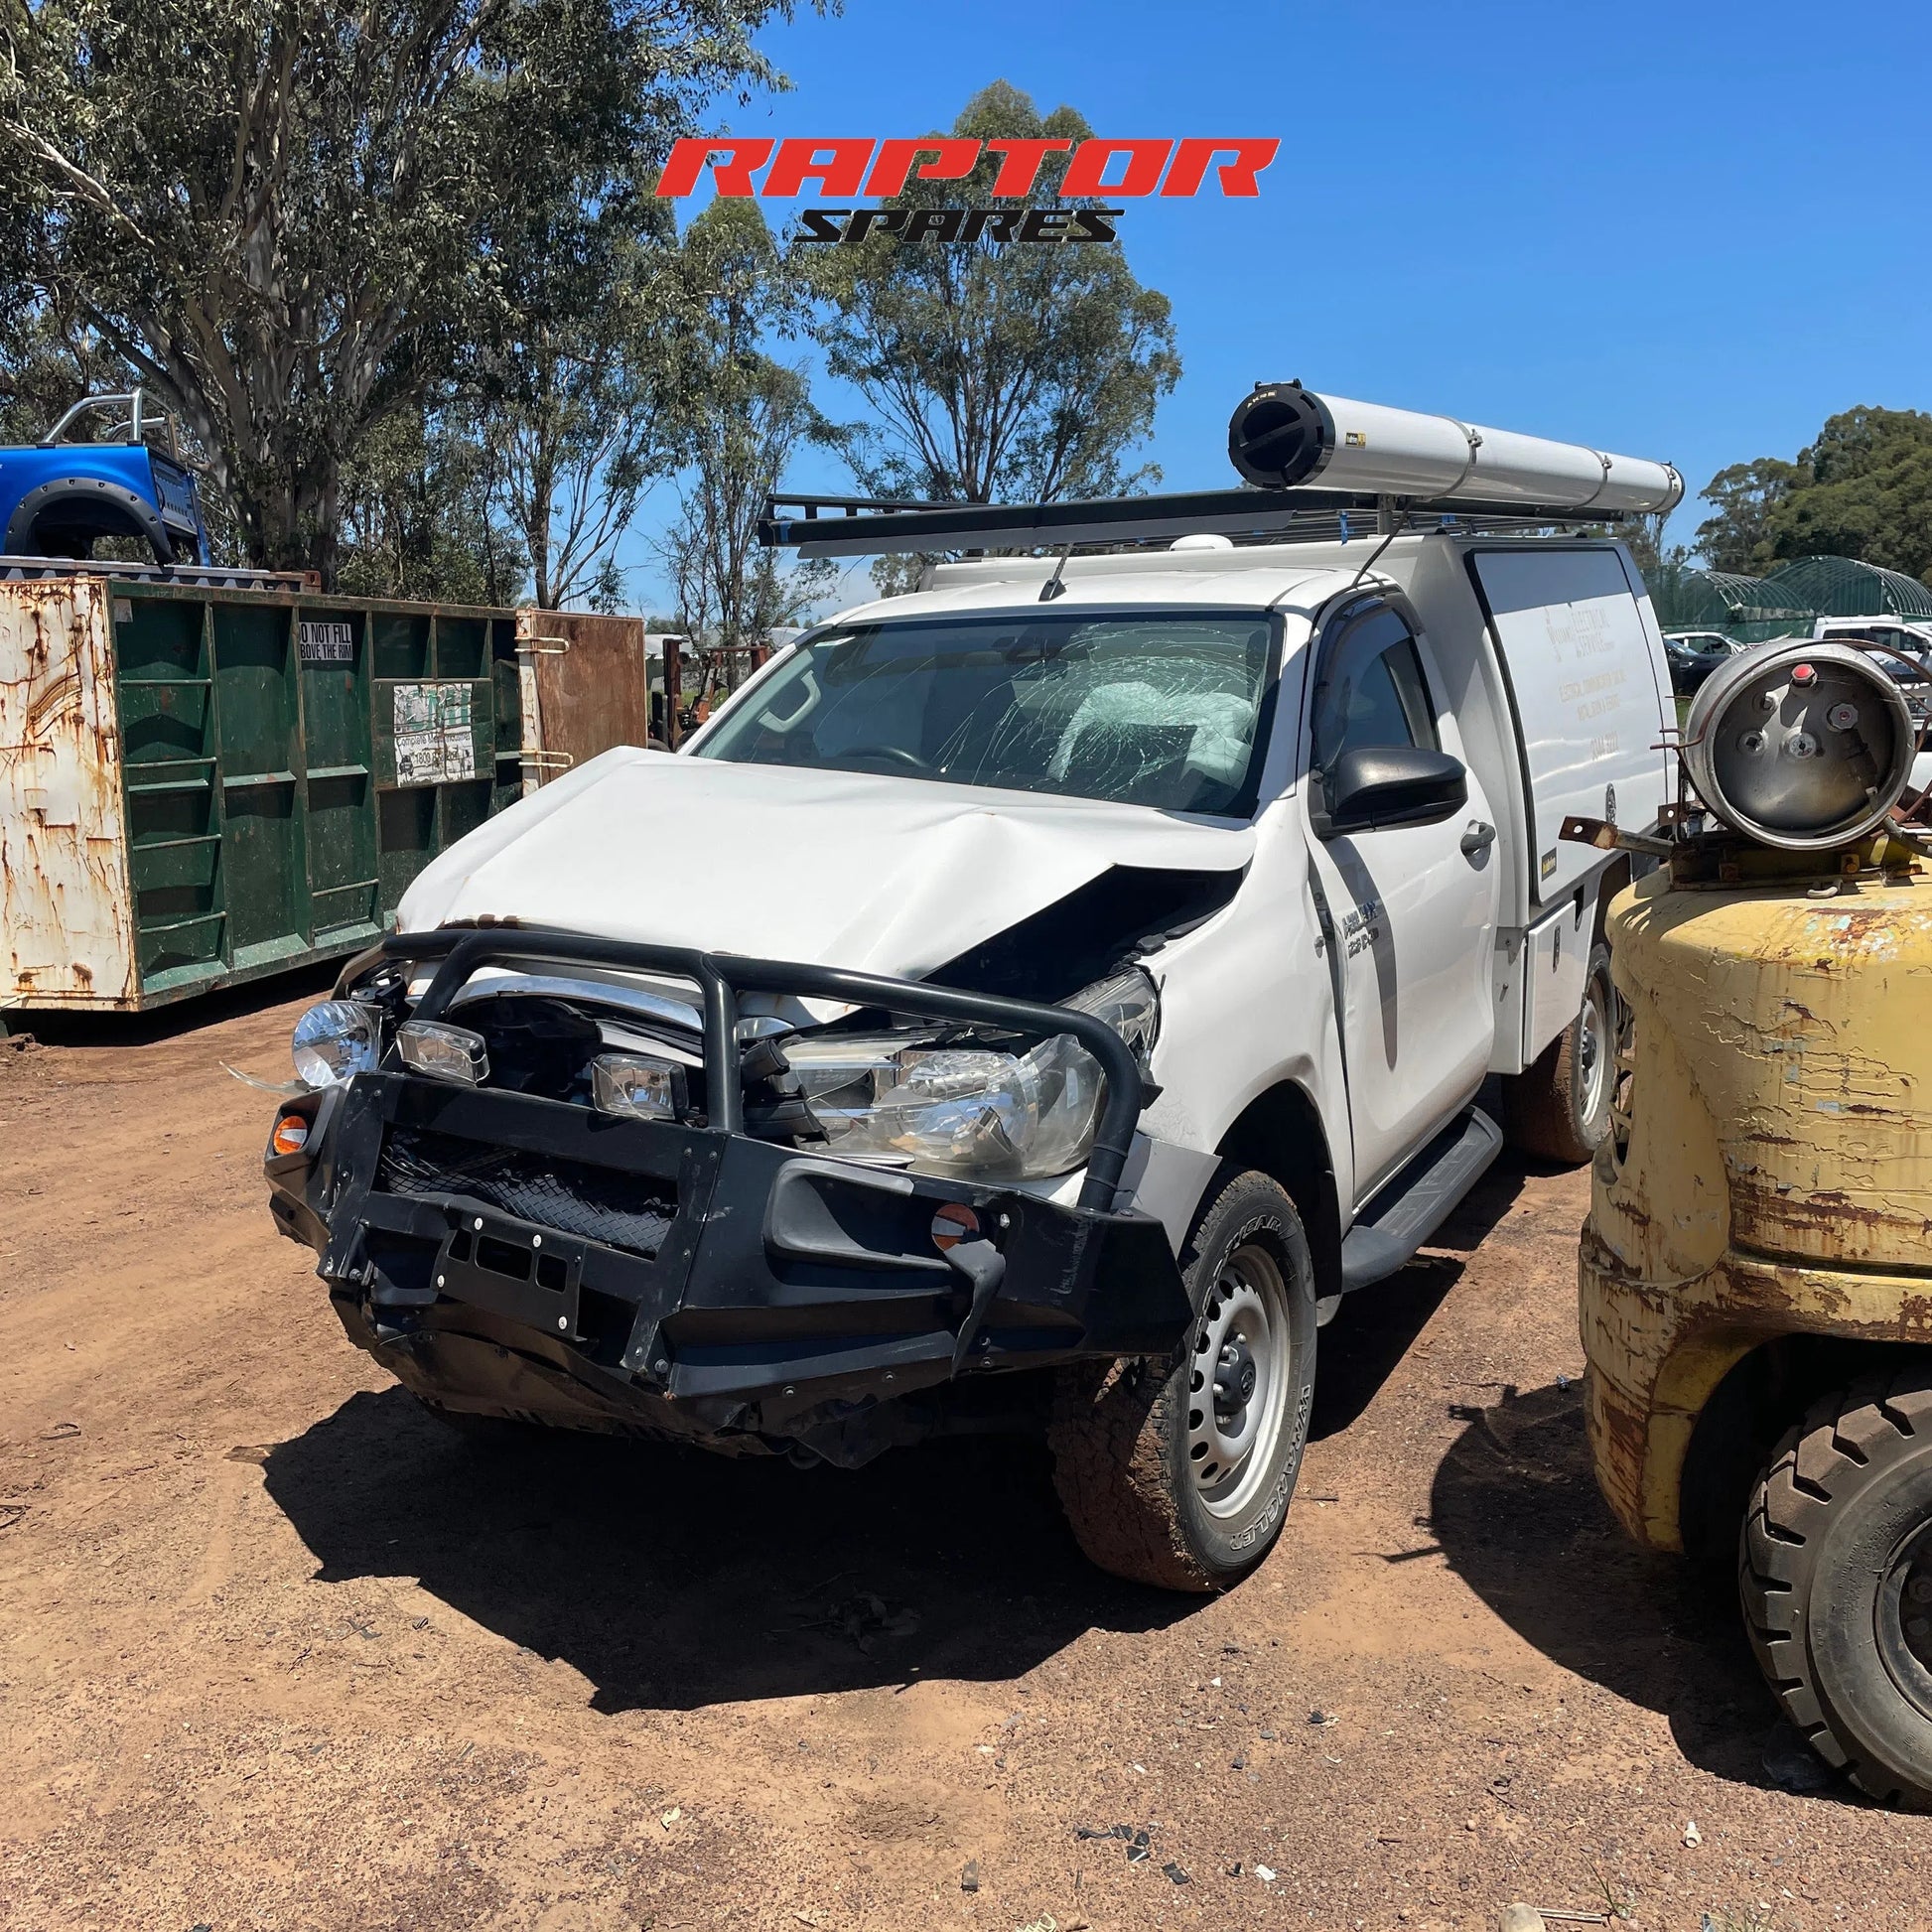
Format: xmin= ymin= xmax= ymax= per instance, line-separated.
xmin=1 ymin=990 xmax=1927 ymax=1931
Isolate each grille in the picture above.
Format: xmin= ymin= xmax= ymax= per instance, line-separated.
xmin=379 ymin=1127 xmax=676 ymax=1259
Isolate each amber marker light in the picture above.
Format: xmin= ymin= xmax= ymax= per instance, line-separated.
xmin=930 ymin=1202 xmax=980 ymax=1251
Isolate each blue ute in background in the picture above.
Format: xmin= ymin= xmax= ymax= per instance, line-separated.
xmin=0 ymin=390 xmax=210 ymax=567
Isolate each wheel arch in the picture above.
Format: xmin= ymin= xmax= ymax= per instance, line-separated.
xmin=1214 ymin=1079 xmax=1341 ymax=1298
xmin=1590 ymin=853 xmax=1632 ymax=949
xmin=4 ymin=474 xmax=178 ymax=563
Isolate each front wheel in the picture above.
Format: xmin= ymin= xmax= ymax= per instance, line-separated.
xmin=1741 ymin=1371 xmax=1932 ymax=1808
xmin=1048 ymin=1168 xmax=1317 ymax=1591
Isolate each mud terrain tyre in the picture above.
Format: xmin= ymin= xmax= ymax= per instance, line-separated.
xmin=1741 ymin=1371 xmax=1932 ymax=1808
xmin=1048 ymin=1168 xmax=1316 ymax=1591
xmin=1502 ymin=941 xmax=1615 ymax=1166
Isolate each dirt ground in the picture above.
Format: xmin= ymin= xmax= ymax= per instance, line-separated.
xmin=2 ymin=986 xmax=1928 ymax=1932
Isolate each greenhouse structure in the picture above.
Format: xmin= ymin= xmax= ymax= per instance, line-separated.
xmin=1645 ymin=554 xmax=1932 ymax=641
xmin=1755 ymin=555 xmax=1932 ymax=621
xmin=1643 ymin=563 xmax=1816 ymax=642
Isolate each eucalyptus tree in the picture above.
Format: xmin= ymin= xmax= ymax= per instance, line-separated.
xmin=0 ymin=0 xmax=796 ymax=584
xmin=799 ymin=80 xmax=1181 ymax=511
xmin=1697 ymin=409 xmax=1932 ymax=581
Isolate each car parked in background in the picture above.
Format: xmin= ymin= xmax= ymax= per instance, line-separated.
xmin=1808 ymin=619 xmax=1932 ymax=802
xmin=1662 ymin=629 xmax=1736 ymax=696
xmin=1811 ymin=616 xmax=1932 ymax=684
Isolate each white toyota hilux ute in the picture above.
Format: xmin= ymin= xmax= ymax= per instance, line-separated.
xmin=264 ymin=388 xmax=1682 ymax=1591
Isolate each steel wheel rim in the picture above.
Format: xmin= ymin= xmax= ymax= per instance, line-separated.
xmin=1578 ymin=974 xmax=1610 ymax=1123
xmin=1184 ymin=1242 xmax=1293 ymax=1518
xmin=1875 ymin=1516 xmax=1932 ymax=1724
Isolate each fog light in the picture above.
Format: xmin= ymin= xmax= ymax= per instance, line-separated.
xmin=396 ymin=1020 xmax=488 ymax=1085
xmin=591 ymin=1052 xmax=686 ymax=1121
xmin=270 ymin=1112 xmax=310 ymax=1155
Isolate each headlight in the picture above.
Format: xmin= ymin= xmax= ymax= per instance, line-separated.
xmin=292 ymin=1000 xmax=378 ymax=1088
xmin=783 ymin=966 xmax=1159 ymax=1180
xmin=1065 ymin=965 xmax=1160 ymax=1060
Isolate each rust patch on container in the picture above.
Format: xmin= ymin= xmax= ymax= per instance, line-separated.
xmin=1 ymin=578 xmax=136 ymax=1006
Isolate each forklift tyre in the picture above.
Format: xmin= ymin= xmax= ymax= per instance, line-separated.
xmin=1502 ymin=943 xmax=1616 ymax=1166
xmin=1048 ymin=1167 xmax=1316 ymax=1592
xmin=1741 ymin=1370 xmax=1932 ymax=1809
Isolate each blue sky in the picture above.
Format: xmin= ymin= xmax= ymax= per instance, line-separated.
xmin=617 ymin=0 xmax=1932 ymax=613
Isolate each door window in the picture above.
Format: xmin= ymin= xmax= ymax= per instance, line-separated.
xmin=1310 ymin=604 xmax=1439 ymax=793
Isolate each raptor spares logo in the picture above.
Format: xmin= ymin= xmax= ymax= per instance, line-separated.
xmin=654 ymin=137 xmax=1278 ymax=243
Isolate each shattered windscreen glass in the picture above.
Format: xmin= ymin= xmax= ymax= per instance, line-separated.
xmin=694 ymin=611 xmax=1280 ymax=816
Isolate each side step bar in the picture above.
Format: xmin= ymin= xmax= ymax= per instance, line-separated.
xmin=1336 ymin=1106 xmax=1504 ymax=1295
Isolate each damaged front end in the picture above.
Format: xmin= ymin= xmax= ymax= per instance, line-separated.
xmin=265 ymin=925 xmax=1191 ymax=1466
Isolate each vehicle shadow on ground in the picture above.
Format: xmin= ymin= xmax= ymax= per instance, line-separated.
xmin=1311 ymin=1255 xmax=1461 ymax=1440
xmin=1429 ymin=1378 xmax=1828 ymax=1797
xmin=264 ymin=1386 xmax=1197 ymax=1714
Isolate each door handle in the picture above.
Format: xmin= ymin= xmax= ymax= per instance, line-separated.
xmin=1459 ymin=819 xmax=1496 ymax=857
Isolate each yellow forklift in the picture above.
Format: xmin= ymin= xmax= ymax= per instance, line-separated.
xmin=1574 ymin=636 xmax=1932 ymax=1807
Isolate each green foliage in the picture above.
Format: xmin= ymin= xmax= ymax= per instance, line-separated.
xmin=797 ymin=81 xmax=1181 ymax=512
xmin=0 ymin=0 xmax=794 ymax=584
xmin=1695 ymin=457 xmax=1803 ymax=573
xmin=1697 ymin=408 xmax=1932 ymax=581
xmin=481 ymin=221 xmax=693 ymax=608
xmin=1770 ymin=406 xmax=1932 ymax=579
xmin=338 ymin=402 xmax=526 ymax=607
xmin=0 ymin=299 xmax=127 ymax=447
xmin=1609 ymin=508 xmax=1685 ymax=577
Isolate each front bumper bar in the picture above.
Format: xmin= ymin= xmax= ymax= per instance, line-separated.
xmin=266 ymin=927 xmax=1189 ymax=1449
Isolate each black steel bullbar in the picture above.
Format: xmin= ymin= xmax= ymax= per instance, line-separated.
xmin=379 ymin=925 xmax=1146 ymax=1211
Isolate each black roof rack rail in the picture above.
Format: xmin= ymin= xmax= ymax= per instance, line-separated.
xmin=763 ymin=491 xmax=960 ymax=521
xmin=758 ymin=484 xmax=1633 ymax=558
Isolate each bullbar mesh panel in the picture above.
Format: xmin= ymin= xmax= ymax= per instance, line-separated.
xmin=379 ymin=1127 xmax=675 ymax=1259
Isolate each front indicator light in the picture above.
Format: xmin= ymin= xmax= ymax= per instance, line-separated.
xmin=396 ymin=1020 xmax=489 ymax=1085
xmin=591 ymin=1052 xmax=687 ymax=1121
xmin=930 ymin=1202 xmax=979 ymax=1251
xmin=270 ymin=1113 xmax=310 ymax=1155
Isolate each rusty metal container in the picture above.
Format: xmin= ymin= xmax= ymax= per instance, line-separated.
xmin=2 ymin=573 xmax=528 ymax=1020
xmin=513 ymin=610 xmax=654 ymax=781
xmin=1579 ymin=861 xmax=1932 ymax=1551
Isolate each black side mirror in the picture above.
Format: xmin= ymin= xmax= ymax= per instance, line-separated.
xmin=1314 ymin=745 xmax=1467 ymax=837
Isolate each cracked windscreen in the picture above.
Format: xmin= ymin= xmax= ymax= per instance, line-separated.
xmin=694 ymin=611 xmax=1279 ymax=815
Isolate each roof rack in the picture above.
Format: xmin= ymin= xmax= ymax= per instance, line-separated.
xmin=765 ymin=491 xmax=959 ymax=520
xmin=758 ymin=484 xmax=1633 ymax=559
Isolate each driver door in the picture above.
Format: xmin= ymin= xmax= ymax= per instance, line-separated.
xmin=1302 ymin=598 xmax=1501 ymax=1201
